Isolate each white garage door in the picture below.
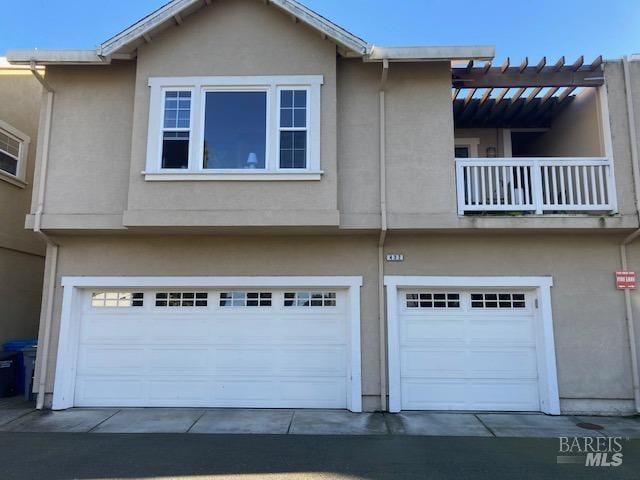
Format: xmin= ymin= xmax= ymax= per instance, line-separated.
xmin=74 ymin=288 xmax=349 ymax=408
xmin=398 ymin=289 xmax=541 ymax=411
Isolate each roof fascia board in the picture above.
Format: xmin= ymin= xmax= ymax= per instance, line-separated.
xmin=6 ymin=49 xmax=111 ymax=65
xmin=365 ymin=45 xmax=495 ymax=62
xmin=100 ymin=0 xmax=369 ymax=57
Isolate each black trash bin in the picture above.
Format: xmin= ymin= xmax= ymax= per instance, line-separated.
xmin=0 ymin=352 xmax=18 ymax=397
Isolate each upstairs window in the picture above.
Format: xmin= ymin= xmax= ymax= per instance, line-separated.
xmin=278 ymin=89 xmax=308 ymax=169
xmin=145 ymin=76 xmax=322 ymax=180
xmin=161 ymin=90 xmax=192 ymax=169
xmin=203 ymin=91 xmax=267 ymax=170
xmin=0 ymin=120 xmax=30 ymax=186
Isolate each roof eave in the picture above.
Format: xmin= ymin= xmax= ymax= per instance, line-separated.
xmin=364 ymin=45 xmax=496 ymax=62
xmin=6 ymin=49 xmax=111 ymax=66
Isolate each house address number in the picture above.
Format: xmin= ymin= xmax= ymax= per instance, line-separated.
xmin=386 ymin=254 xmax=404 ymax=262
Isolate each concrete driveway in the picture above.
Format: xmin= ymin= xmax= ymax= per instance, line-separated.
xmin=0 ymin=402 xmax=638 ymax=437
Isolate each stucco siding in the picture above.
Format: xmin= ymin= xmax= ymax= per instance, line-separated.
xmin=125 ymin=0 xmax=339 ymax=225
xmin=0 ymin=73 xmax=44 ymax=254
xmin=43 ymin=62 xmax=136 ymax=216
xmin=523 ymin=89 xmax=603 ymax=158
xmin=38 ymin=233 xmax=638 ymax=412
xmin=0 ymin=248 xmax=44 ymax=344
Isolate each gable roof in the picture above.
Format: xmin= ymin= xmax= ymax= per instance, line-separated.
xmin=100 ymin=0 xmax=369 ymax=57
xmin=6 ymin=0 xmax=494 ymax=65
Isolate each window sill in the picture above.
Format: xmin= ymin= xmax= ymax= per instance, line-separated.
xmin=142 ymin=171 xmax=324 ymax=181
xmin=0 ymin=170 xmax=26 ymax=188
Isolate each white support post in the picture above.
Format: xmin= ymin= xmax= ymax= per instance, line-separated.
xmin=532 ymin=160 xmax=544 ymax=214
xmin=455 ymin=160 xmax=465 ymax=215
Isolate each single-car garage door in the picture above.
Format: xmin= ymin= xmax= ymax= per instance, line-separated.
xmin=398 ymin=289 xmax=541 ymax=411
xmin=74 ymin=288 xmax=350 ymax=408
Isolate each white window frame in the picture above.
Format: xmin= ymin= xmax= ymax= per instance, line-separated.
xmin=158 ymin=87 xmax=194 ymax=172
xmin=145 ymin=76 xmax=323 ymax=181
xmin=0 ymin=119 xmax=30 ymax=187
xmin=276 ymin=86 xmax=311 ymax=172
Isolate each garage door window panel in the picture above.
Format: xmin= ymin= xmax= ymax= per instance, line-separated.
xmin=220 ymin=292 xmax=272 ymax=307
xmin=284 ymin=292 xmax=336 ymax=307
xmin=155 ymin=292 xmax=208 ymax=307
xmin=405 ymin=293 xmax=460 ymax=309
xmin=471 ymin=293 xmax=526 ymax=309
xmin=91 ymin=292 xmax=144 ymax=308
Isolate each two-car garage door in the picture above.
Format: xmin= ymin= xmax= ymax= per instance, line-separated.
xmin=397 ymin=289 xmax=542 ymax=411
xmin=74 ymin=288 xmax=350 ymax=408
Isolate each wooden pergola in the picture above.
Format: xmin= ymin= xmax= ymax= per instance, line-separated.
xmin=452 ymin=56 xmax=604 ymax=128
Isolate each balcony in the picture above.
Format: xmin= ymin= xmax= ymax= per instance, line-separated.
xmin=451 ymin=56 xmax=615 ymax=217
xmin=455 ymin=157 xmax=617 ymax=215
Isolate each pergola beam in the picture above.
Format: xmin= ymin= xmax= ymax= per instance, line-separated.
xmin=452 ymin=66 xmax=604 ymax=88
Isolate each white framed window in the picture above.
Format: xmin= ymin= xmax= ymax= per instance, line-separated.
xmin=145 ymin=76 xmax=323 ymax=181
xmin=0 ymin=120 xmax=30 ymax=187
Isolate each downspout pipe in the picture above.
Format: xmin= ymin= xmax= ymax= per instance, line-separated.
xmin=378 ymin=59 xmax=389 ymax=411
xmin=29 ymin=61 xmax=59 ymax=410
xmin=620 ymin=56 xmax=640 ymax=413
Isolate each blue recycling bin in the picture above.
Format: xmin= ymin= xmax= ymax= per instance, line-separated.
xmin=3 ymin=340 xmax=37 ymax=395
xmin=0 ymin=352 xmax=18 ymax=397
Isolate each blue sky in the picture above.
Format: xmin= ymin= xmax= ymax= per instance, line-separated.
xmin=2 ymin=0 xmax=639 ymax=62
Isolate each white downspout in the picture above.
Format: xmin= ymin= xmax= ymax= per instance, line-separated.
xmin=29 ymin=62 xmax=59 ymax=410
xmin=620 ymin=56 xmax=640 ymax=413
xmin=378 ymin=59 xmax=389 ymax=411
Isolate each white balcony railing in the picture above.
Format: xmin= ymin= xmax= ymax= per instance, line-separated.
xmin=455 ymin=157 xmax=617 ymax=215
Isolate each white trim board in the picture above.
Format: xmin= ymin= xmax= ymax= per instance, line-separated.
xmin=384 ymin=275 xmax=560 ymax=415
xmin=53 ymin=276 xmax=363 ymax=412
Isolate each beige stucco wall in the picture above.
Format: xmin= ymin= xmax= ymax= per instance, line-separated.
xmin=124 ymin=0 xmax=339 ymax=227
xmin=39 ymin=233 xmax=638 ymax=413
xmin=0 ymin=68 xmax=45 ymax=344
xmin=0 ymin=71 xmax=44 ymax=253
xmin=0 ymin=249 xmax=45 ymax=344
xmin=454 ymin=128 xmax=501 ymax=157
xmin=523 ymin=88 xmax=604 ymax=158
xmin=27 ymin=2 xmax=640 ymax=232
xmin=40 ymin=62 xmax=136 ymax=222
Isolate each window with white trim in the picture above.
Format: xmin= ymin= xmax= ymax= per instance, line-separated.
xmin=145 ymin=76 xmax=322 ymax=179
xmin=278 ymin=89 xmax=308 ymax=169
xmin=0 ymin=120 xmax=30 ymax=185
xmin=161 ymin=90 xmax=192 ymax=169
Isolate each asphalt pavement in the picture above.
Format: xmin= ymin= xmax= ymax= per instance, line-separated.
xmin=0 ymin=432 xmax=638 ymax=480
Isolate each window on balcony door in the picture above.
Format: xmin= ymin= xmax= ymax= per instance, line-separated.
xmin=0 ymin=120 xmax=30 ymax=186
xmin=146 ymin=76 xmax=322 ymax=180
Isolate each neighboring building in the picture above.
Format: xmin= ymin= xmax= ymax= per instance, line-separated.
xmin=0 ymin=58 xmax=45 ymax=346
xmin=7 ymin=0 xmax=640 ymax=415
